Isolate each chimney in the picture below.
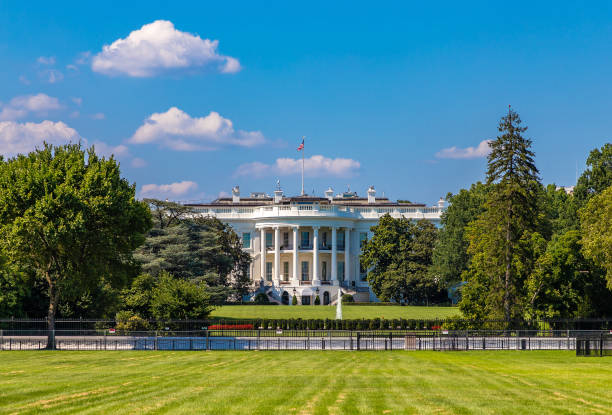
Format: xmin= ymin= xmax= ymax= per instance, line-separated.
xmin=367 ymin=186 xmax=376 ymax=204
xmin=437 ymin=197 xmax=446 ymax=209
xmin=232 ymin=186 xmax=240 ymax=203
xmin=274 ymin=180 xmax=283 ymax=203
xmin=324 ymin=186 xmax=334 ymax=202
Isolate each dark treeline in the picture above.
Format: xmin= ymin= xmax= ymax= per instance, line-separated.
xmin=361 ymin=110 xmax=612 ymax=322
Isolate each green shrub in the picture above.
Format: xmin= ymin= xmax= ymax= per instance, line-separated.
xmin=254 ymin=293 xmax=270 ymax=304
xmin=341 ymin=294 xmax=355 ymax=303
xmin=292 ymin=295 xmax=298 ymax=305
xmin=115 ymin=311 xmax=150 ymax=332
xmin=314 ymin=295 xmax=321 ymax=305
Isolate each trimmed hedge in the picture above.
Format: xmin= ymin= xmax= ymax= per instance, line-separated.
xmin=209 ymin=317 xmax=447 ymax=330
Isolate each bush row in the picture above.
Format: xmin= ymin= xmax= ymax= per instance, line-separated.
xmin=211 ymin=318 xmax=447 ymax=330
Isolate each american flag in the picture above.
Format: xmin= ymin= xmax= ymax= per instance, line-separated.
xmin=297 ymin=138 xmax=304 ymax=151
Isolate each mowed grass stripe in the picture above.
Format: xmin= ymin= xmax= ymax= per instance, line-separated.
xmin=1 ymin=351 xmax=611 ymax=414
xmin=209 ymin=305 xmax=460 ymax=320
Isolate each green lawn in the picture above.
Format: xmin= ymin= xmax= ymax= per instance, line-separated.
xmin=210 ymin=305 xmax=460 ymax=320
xmin=1 ymin=351 xmax=610 ymax=414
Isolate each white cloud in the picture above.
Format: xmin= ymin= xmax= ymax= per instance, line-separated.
xmin=92 ymin=20 xmax=241 ymax=77
xmin=18 ymin=75 xmax=31 ymax=85
xmin=0 ymin=120 xmax=82 ymax=157
xmin=0 ymin=93 xmax=62 ymax=121
xmin=131 ymin=157 xmax=147 ymax=168
xmin=71 ymin=97 xmax=83 ymax=106
xmin=76 ymin=51 xmax=91 ymax=65
xmin=129 ymin=107 xmax=264 ymax=151
xmin=70 ymin=111 xmax=80 ymax=118
xmin=91 ymin=112 xmax=105 ymax=120
xmin=40 ymin=69 xmax=63 ymax=84
xmin=235 ymin=155 xmax=361 ymax=178
xmin=37 ymin=56 xmax=56 ymax=65
xmin=140 ymin=181 xmax=198 ymax=199
xmin=435 ymin=140 xmax=492 ymax=159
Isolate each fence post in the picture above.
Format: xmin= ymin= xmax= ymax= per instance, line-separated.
xmin=205 ymin=329 xmax=209 ymax=351
xmin=390 ymin=333 xmax=393 ymax=351
xmin=0 ymin=329 xmax=3 ymax=351
xmin=257 ymin=329 xmax=260 ymax=350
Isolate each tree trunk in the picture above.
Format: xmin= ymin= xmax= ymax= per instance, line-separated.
xmin=46 ymin=276 xmax=58 ymax=350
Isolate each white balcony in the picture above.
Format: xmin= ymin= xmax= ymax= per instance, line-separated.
xmin=190 ymin=204 xmax=443 ymax=221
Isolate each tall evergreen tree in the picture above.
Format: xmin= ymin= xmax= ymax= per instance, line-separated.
xmin=461 ymin=108 xmax=542 ymax=322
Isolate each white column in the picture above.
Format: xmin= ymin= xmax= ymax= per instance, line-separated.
xmin=274 ymin=226 xmax=280 ymax=284
xmin=312 ymin=226 xmax=319 ymax=285
xmin=331 ymin=226 xmax=338 ymax=285
xmin=292 ymin=226 xmax=299 ymax=284
xmin=345 ymin=228 xmax=351 ymax=285
xmin=260 ymin=227 xmax=266 ymax=281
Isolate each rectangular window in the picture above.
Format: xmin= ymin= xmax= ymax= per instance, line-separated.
xmin=283 ymin=261 xmax=289 ymax=281
xmin=246 ymin=266 xmax=251 ymax=280
xmin=283 ymin=232 xmax=289 ymax=248
xmin=242 ymin=232 xmax=251 ymax=249
xmin=322 ymin=232 xmax=328 ymax=247
xmin=301 ymin=261 xmax=309 ymax=281
xmin=301 ymin=231 xmax=310 ymax=248
xmin=266 ymin=232 xmax=273 ymax=248
xmin=321 ymin=261 xmax=327 ymax=280
xmin=266 ymin=262 xmax=273 ymax=281
xmin=337 ymin=262 xmax=345 ymax=281
xmin=302 ymin=295 xmax=311 ymax=305
xmin=359 ymin=232 xmax=368 ymax=249
xmin=337 ymin=231 xmax=345 ymax=249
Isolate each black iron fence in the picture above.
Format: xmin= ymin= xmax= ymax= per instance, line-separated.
xmin=2 ymin=328 xmax=609 ymax=352
xmin=576 ymin=334 xmax=612 ymax=357
xmin=2 ymin=318 xmax=612 ymax=333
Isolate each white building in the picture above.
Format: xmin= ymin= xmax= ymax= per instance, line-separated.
xmin=186 ymin=185 xmax=445 ymax=305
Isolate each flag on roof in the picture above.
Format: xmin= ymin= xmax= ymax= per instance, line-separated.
xmin=297 ymin=138 xmax=304 ymax=151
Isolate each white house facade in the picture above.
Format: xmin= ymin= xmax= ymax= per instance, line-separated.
xmin=186 ymin=185 xmax=445 ymax=305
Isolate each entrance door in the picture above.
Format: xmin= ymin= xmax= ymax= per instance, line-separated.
xmin=323 ymin=291 xmax=330 ymax=305
xmin=281 ymin=291 xmax=289 ymax=305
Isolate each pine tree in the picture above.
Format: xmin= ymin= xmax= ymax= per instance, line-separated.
xmin=461 ymin=108 xmax=542 ymax=323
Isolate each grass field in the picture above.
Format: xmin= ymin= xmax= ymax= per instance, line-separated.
xmin=1 ymin=351 xmax=610 ymax=414
xmin=210 ymin=305 xmax=460 ymax=320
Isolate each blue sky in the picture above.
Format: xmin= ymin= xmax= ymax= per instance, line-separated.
xmin=1 ymin=1 xmax=611 ymax=204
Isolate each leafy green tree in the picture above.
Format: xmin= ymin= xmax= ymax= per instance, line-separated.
xmin=574 ymin=143 xmax=612 ymax=203
xmin=580 ymin=185 xmax=612 ymax=288
xmin=120 ymin=272 xmax=212 ymax=320
xmin=361 ymin=215 xmax=439 ymax=304
xmin=461 ymin=109 xmax=543 ymax=322
xmin=149 ymin=272 xmax=212 ymax=320
xmin=0 ymin=253 xmax=30 ymax=317
xmin=525 ymin=230 xmax=612 ymax=318
xmin=0 ymin=143 xmax=151 ymax=346
xmin=431 ymin=182 xmax=490 ymax=287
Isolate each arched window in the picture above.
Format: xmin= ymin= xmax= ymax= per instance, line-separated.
xmin=281 ymin=291 xmax=289 ymax=305
xmin=323 ymin=291 xmax=330 ymax=305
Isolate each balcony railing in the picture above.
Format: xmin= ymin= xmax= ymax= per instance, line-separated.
xmin=190 ymin=204 xmax=444 ymax=220
xmin=299 ymin=280 xmax=311 ymax=285
xmin=299 ymin=245 xmax=313 ymax=250
xmin=321 ymin=281 xmax=332 ymax=285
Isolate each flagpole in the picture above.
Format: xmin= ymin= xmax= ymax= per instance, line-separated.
xmin=301 ymin=136 xmax=305 ymax=196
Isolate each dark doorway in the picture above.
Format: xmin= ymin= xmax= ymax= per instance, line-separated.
xmin=323 ymin=291 xmax=330 ymax=305
xmin=281 ymin=291 xmax=289 ymax=305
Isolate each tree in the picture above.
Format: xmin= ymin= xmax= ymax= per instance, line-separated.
xmin=135 ymin=201 xmax=251 ymax=303
xmin=431 ymin=182 xmax=490 ymax=287
xmin=361 ymin=215 xmax=439 ymax=304
xmin=525 ymin=230 xmax=612 ymax=318
xmin=461 ymin=108 xmax=542 ymax=322
xmin=0 ymin=144 xmax=151 ymax=347
xmin=574 ymin=143 xmax=612 ymax=203
xmin=120 ymin=271 xmax=213 ymax=320
xmin=580 ymin=185 xmax=612 ymax=288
